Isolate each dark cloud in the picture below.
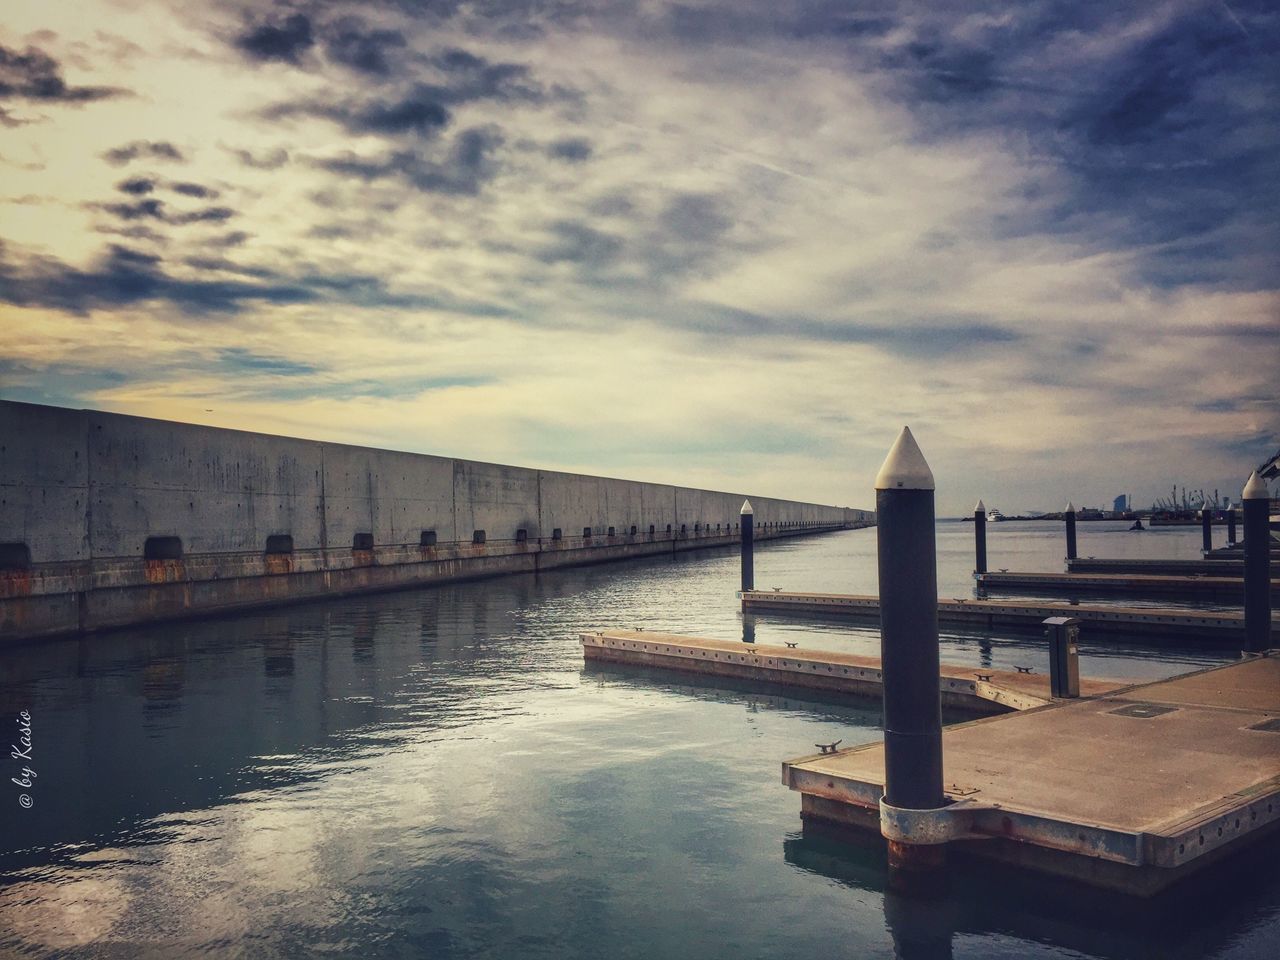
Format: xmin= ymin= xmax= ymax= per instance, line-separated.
xmin=1072 ymin=14 xmax=1242 ymax=147
xmin=430 ymin=48 xmax=546 ymax=103
xmin=208 ymin=231 xmax=251 ymax=248
xmin=547 ymin=136 xmax=591 ymax=162
xmin=312 ymin=125 xmax=504 ymax=195
xmin=0 ymin=43 xmax=126 ymax=106
xmin=322 ymin=19 xmax=407 ymax=76
xmin=357 ymin=88 xmax=452 ymax=134
xmin=236 ymin=13 xmax=315 ymax=65
xmin=117 ymin=177 xmax=156 ymax=195
xmin=0 ymin=234 xmax=510 ymax=317
xmin=183 ymin=256 xmax=279 ymax=280
xmin=898 ymin=41 xmax=998 ymax=102
xmin=98 ymin=198 xmax=165 ymax=221
xmin=0 ymin=242 xmax=316 ymax=315
xmin=265 ymin=85 xmax=451 ymax=137
xmin=258 ymin=45 xmax=554 ymax=141
xmin=170 ymin=206 xmax=236 ymax=225
xmin=90 ymin=198 xmax=236 ymax=225
xmin=224 ymin=145 xmax=290 ymax=170
xmin=93 ymin=224 xmax=165 ymax=243
xmin=171 ymin=181 xmax=220 ymax=199
xmin=675 ymin=303 xmax=1023 ymax=357
xmin=535 ymin=221 xmax=624 ymax=266
xmin=102 ymin=140 xmax=186 ymax=166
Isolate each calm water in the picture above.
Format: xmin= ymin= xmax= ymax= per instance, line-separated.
xmin=2 ymin=521 xmax=1276 ymax=958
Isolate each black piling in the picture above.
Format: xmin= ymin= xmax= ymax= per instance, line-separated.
xmin=875 ymin=427 xmax=945 ymax=879
xmin=1227 ymin=502 xmax=1237 ymax=545
xmin=973 ymin=499 xmax=987 ymax=575
xmin=1201 ymin=501 xmax=1214 ymax=555
xmin=1064 ymin=502 xmax=1078 ymax=561
xmin=740 ymin=499 xmax=754 ymax=592
xmin=1243 ymin=472 xmax=1272 ymax=653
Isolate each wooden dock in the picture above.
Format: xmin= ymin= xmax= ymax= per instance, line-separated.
xmin=783 ymin=654 xmax=1280 ymax=896
xmin=975 ymin=570 xmax=1279 ymax=600
xmin=581 ymin=629 xmax=1123 ymax=714
xmin=1066 ymin=558 xmax=1245 ymax=576
xmin=739 ymin=589 xmax=1262 ymax=641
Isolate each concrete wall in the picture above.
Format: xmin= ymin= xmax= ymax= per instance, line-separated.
xmin=0 ymin=401 xmax=873 ymax=642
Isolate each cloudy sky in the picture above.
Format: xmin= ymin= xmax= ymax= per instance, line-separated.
xmin=1 ymin=1 xmax=1276 ymax=514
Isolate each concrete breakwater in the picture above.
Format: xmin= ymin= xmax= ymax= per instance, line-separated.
xmin=0 ymin=401 xmax=872 ymax=643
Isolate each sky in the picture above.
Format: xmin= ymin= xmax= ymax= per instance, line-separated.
xmin=1 ymin=0 xmax=1276 ymax=515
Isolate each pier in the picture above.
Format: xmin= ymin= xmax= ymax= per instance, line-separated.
xmin=581 ymin=629 xmax=1123 ymax=715
xmin=739 ymin=589 xmax=1265 ymax=641
xmin=975 ymin=570 xmax=1279 ymax=600
xmin=783 ymin=654 xmax=1280 ymax=896
xmin=1066 ymin=558 xmax=1246 ymax=576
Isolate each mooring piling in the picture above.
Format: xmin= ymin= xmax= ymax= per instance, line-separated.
xmin=740 ymin=499 xmax=754 ymax=592
xmin=1201 ymin=499 xmax=1213 ymax=555
xmin=973 ymin=499 xmax=987 ymax=575
xmin=874 ymin=427 xmax=946 ymax=881
xmin=1227 ymin=500 xmax=1237 ymax=545
xmin=1064 ymin=502 xmax=1078 ymax=561
xmin=1243 ymin=472 xmax=1272 ymax=653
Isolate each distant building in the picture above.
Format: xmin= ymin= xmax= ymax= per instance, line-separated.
xmin=1113 ymin=494 xmax=1129 ymax=513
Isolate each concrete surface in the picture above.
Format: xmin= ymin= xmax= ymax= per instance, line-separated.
xmin=0 ymin=401 xmax=873 ymax=642
xmin=784 ymin=656 xmax=1280 ymax=894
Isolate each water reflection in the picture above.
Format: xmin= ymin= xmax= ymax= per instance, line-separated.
xmin=785 ymin=825 xmax=1280 ymax=960
xmin=0 ymin=523 xmax=1270 ymax=959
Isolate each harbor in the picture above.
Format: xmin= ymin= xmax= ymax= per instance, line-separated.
xmin=2 ymin=481 xmax=1275 ymax=957
xmin=3 ymin=0 xmax=1278 ymax=953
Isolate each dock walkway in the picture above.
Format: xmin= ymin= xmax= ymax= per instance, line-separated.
xmin=975 ymin=570 xmax=1279 ymax=600
xmin=783 ymin=655 xmax=1280 ymax=895
xmin=739 ymin=589 xmax=1260 ymax=641
xmin=1065 ymin=558 xmax=1244 ymax=576
xmin=581 ymin=629 xmax=1121 ymax=714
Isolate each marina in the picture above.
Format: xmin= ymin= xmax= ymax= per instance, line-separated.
xmin=1 ymin=504 xmax=1274 ymax=957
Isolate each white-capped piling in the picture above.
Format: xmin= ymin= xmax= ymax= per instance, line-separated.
xmin=740 ymin=499 xmax=754 ymax=592
xmin=1064 ymin=502 xmax=1078 ymax=561
xmin=973 ymin=499 xmax=987 ymax=575
xmin=874 ymin=427 xmax=946 ymax=879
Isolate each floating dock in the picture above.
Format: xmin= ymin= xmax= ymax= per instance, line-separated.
xmin=975 ymin=570 xmax=1279 ymax=600
xmin=783 ymin=654 xmax=1280 ymax=896
xmin=581 ymin=630 xmax=1122 ymax=714
xmin=1066 ymin=558 xmax=1245 ymax=577
xmin=739 ymin=589 xmax=1262 ymax=641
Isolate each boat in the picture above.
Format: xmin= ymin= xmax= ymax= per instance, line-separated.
xmin=987 ymin=508 xmax=1005 ymax=522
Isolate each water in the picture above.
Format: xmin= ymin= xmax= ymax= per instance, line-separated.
xmin=2 ymin=521 xmax=1276 ymax=958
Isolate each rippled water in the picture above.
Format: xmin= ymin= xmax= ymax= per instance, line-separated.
xmin=2 ymin=521 xmax=1276 ymax=958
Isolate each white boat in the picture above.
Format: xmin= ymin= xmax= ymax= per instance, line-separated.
xmin=986 ymin=508 xmax=1005 ymax=522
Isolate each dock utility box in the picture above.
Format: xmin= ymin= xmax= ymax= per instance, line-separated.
xmin=1044 ymin=616 xmax=1081 ymax=698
